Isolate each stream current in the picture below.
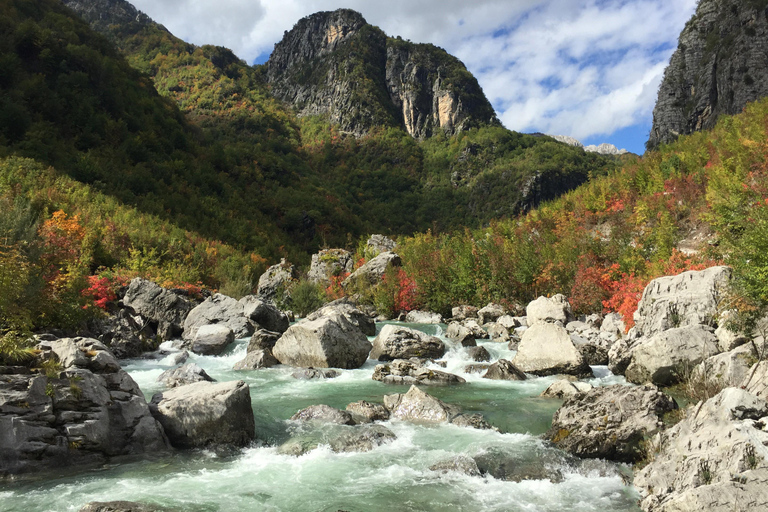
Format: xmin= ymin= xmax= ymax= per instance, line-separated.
xmin=1 ymin=322 xmax=642 ymax=512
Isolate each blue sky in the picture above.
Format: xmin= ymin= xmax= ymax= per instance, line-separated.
xmin=131 ymin=0 xmax=698 ymax=154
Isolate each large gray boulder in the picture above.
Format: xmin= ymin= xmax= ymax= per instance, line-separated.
xmin=157 ymin=363 xmax=214 ymax=388
xmin=383 ymin=385 xmax=460 ymax=423
xmin=272 ymin=313 xmax=371 ymax=369
xmin=625 ymin=326 xmax=720 ymax=386
xmin=635 ymin=388 xmax=768 ymax=512
xmin=482 ymin=359 xmax=527 ymax=381
xmin=445 ymin=322 xmax=476 ymax=347
xmin=547 ymin=384 xmax=677 ymax=463
xmin=342 ymin=251 xmax=401 ymax=287
xmin=370 ymin=324 xmax=445 ymax=361
xmin=190 ymin=324 xmax=235 ymax=356
xmin=633 ymin=266 xmax=731 ymax=337
xmin=257 ymin=259 xmax=294 ymax=300
xmin=306 ymin=302 xmax=375 ymax=336
xmin=372 ymin=359 xmax=465 ymax=386
xmin=307 ymin=248 xmax=354 ymax=286
xmin=478 ymin=303 xmax=507 ymax=325
xmin=512 ymin=323 xmax=592 ymax=377
xmin=149 ymin=380 xmax=255 ymax=448
xmin=182 ymin=294 xmax=252 ymax=341
xmin=247 ymin=328 xmax=282 ymax=352
xmin=121 ymin=278 xmax=193 ymax=340
xmin=239 ymin=296 xmax=289 ymax=334
xmin=526 ymin=294 xmax=571 ymax=326
xmin=1 ymin=338 xmax=169 ymax=476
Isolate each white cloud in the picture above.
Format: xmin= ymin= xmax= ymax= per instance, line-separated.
xmin=129 ymin=0 xmax=698 ymax=145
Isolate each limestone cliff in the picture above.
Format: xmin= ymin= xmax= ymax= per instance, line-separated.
xmin=648 ymin=0 xmax=768 ymax=150
xmin=266 ymin=9 xmax=499 ymax=138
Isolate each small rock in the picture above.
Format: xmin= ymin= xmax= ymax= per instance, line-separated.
xmin=346 ymin=400 xmax=390 ymax=423
xmin=482 ymin=359 xmax=527 ymax=381
xmin=290 ymin=404 xmax=355 ymax=425
xmin=429 ymin=456 xmax=481 ymax=476
xmin=291 ymin=368 xmax=340 ymax=379
xmin=467 ymin=345 xmax=491 ymax=362
xmin=157 ymin=363 xmax=215 ymax=388
xmin=233 ymin=349 xmax=279 ymax=370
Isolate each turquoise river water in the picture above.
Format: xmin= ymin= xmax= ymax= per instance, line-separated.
xmin=0 ymin=322 xmax=642 ymax=512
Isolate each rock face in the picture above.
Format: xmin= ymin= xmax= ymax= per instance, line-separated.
xmin=266 ymin=9 xmax=498 ymax=139
xmin=183 ymin=294 xmax=252 ymax=341
xmin=512 ymin=323 xmax=592 ymax=377
xmin=633 ymin=266 xmax=731 ymax=337
xmin=548 ymin=384 xmax=677 ymax=463
xmin=0 ymin=338 xmax=168 ymax=475
xmin=257 ymin=259 xmax=295 ymax=300
xmin=149 ymin=380 xmax=255 ymax=448
xmin=635 ymin=388 xmax=768 ymax=512
xmin=625 ymin=326 xmax=720 ymax=386
xmin=343 ymin=251 xmax=401 ymax=287
xmin=121 ymin=278 xmax=192 ymax=341
xmin=307 ymin=249 xmax=354 ymax=286
xmin=370 ymin=324 xmax=445 ymax=361
xmin=272 ymin=313 xmax=371 ymax=369
xmin=648 ymin=0 xmax=768 ymax=150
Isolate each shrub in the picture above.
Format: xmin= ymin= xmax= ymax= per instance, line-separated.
xmin=289 ymin=279 xmax=326 ymax=317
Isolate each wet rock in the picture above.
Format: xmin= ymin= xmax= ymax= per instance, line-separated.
xmin=342 ymin=251 xmax=401 ymax=287
xmin=329 ymin=424 xmax=396 ymax=453
xmin=451 ymin=305 xmax=478 ymax=321
xmin=540 ymin=380 xmax=593 ymax=399
xmin=291 ymin=368 xmax=340 ymax=379
xmin=526 ymin=294 xmax=571 ymax=327
xmin=122 ymin=278 xmax=193 ymax=341
xmin=625 ymin=326 xmax=720 ymax=386
xmin=306 ymin=302 xmax=376 ymax=336
xmin=578 ymin=343 xmax=609 ymax=366
xmin=370 ymin=324 xmax=445 ymax=361
xmin=233 ymin=349 xmax=280 ymax=370
xmin=183 ymin=294 xmax=252 ymax=341
xmin=190 ymin=324 xmax=235 ymax=356
xmin=346 ymin=400 xmax=390 ymax=423
xmin=547 ymin=384 xmax=677 ymax=463
xmin=633 ymin=266 xmax=731 ymax=337
xmin=383 ymin=385 xmax=461 ymax=423
xmin=512 ymin=323 xmax=592 ymax=377
xmin=467 ymin=346 xmax=491 ymax=362
xmin=405 ymin=310 xmax=443 ymax=324
xmin=464 ymin=364 xmax=491 ymax=374
xmin=247 ymin=328 xmax=282 ymax=352
xmin=478 ymin=303 xmax=507 ymax=325
xmin=157 ymin=363 xmax=214 ymax=388
xmin=149 ymin=380 xmax=255 ymax=448
xmin=482 ymin=359 xmax=527 ymax=381
xmin=450 ymin=413 xmax=494 ymax=430
xmin=635 ymin=388 xmax=768 ymax=512
xmin=291 ymin=404 xmax=355 ymax=425
xmin=474 ymin=447 xmax=564 ymax=483
xmin=429 ymin=456 xmax=481 ymax=476
xmin=272 ymin=313 xmax=371 ymax=369
xmin=169 ymin=350 xmax=189 ymax=366
xmin=79 ymin=502 xmax=166 ymax=512
xmin=372 ymin=359 xmax=465 ymax=386
xmin=239 ymin=296 xmax=289 ymax=334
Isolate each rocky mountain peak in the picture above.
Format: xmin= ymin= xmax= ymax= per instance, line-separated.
xmin=647 ymin=0 xmax=768 ymax=150
xmin=61 ymin=0 xmax=155 ymax=34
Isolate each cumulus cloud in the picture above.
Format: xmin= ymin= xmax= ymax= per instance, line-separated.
xmin=129 ymin=0 xmax=697 ymax=146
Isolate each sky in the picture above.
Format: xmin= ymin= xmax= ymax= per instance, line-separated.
xmin=130 ymin=0 xmax=699 ymax=154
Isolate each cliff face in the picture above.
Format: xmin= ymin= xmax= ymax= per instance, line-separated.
xmin=648 ymin=0 xmax=768 ymax=150
xmin=267 ymin=9 xmax=499 ymax=138
xmin=60 ymin=0 xmax=156 ymax=37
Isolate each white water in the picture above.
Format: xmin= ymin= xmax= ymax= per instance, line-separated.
xmin=0 ymin=323 xmax=641 ymax=511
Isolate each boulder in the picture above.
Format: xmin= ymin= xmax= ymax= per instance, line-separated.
xmin=169 ymin=350 xmax=189 ymax=366
xmin=94 ymin=309 xmax=150 ymax=358
xmin=625 ymin=326 xmax=721 ymax=386
xmin=478 ymin=303 xmax=507 ymax=325
xmin=512 ymin=323 xmax=592 ymax=377
xmin=306 ymin=302 xmax=376 ymax=336
xmin=239 ymin=296 xmax=289 ymax=334
xmin=608 ymin=338 xmax=633 ymax=375
xmin=474 ymin=447 xmax=565 ymax=483
xmin=526 ymin=294 xmax=571 ymax=326
xmin=741 ymin=360 xmax=768 ymax=399
xmin=182 ymin=294 xmax=252 ymax=341
xmin=482 ymin=359 xmax=527 ymax=381
xmin=372 ymin=359 xmax=465 ymax=386
xmin=79 ymin=502 xmax=165 ymax=512
xmin=405 ymin=310 xmax=444 ymax=324
xmin=290 ymin=404 xmax=355 ymax=425
xmin=307 ymin=248 xmax=354 ymax=286
xmin=157 ymin=363 xmax=214 ymax=388
xmin=465 ymin=364 xmax=491 ymax=374
xmin=497 ymin=315 xmax=519 ymax=330
xmin=1 ymin=338 xmax=168 ymax=475
xmin=342 ymin=251 xmax=401 ymax=287
xmin=445 ymin=322 xmax=476 ymax=347
xmin=451 ymin=305 xmax=478 ymax=321
xmin=190 ymin=324 xmax=235 ymax=356
xmin=486 ymin=323 xmax=510 ymax=343
xmin=247 ymin=328 xmax=282 ymax=352
xmin=370 ymin=324 xmax=445 ymax=361
xmin=462 ymin=319 xmax=489 ymax=339
xmin=540 ymin=380 xmax=593 ymax=399
xmin=714 ymin=310 xmax=748 ymax=352
xmin=691 ymin=344 xmax=754 ymax=390
xmin=547 ymin=384 xmax=677 ymax=463
xmin=272 ymin=313 xmax=371 ymax=369
xmin=633 ymin=266 xmax=731 ymax=337
xmin=467 ymin=346 xmax=491 ymax=362
xmin=600 ymin=313 xmax=626 ymax=338
xmin=383 ymin=385 xmax=460 ymax=423
xmin=233 ymin=349 xmax=279 ymax=370
xmin=149 ymin=380 xmax=255 ymax=448
xmin=257 ymin=259 xmax=294 ymax=300
xmin=291 ymin=368 xmax=339 ymax=379
xmin=121 ymin=278 xmax=193 ymax=340
xmin=366 ymin=234 xmax=397 ymax=255
xmin=278 ymin=424 xmax=396 ymax=456
xmin=578 ymin=343 xmax=609 ymax=366
xmin=450 ymin=413 xmax=494 ymax=430
xmin=635 ymin=388 xmax=768 ymax=512
xmin=429 ymin=456 xmax=481 ymax=477
xmin=345 ymin=400 xmax=390 ymax=423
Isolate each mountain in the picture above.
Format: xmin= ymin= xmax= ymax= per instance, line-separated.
xmin=266 ymin=9 xmax=499 ymax=139
xmin=647 ymin=0 xmax=768 ymax=149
